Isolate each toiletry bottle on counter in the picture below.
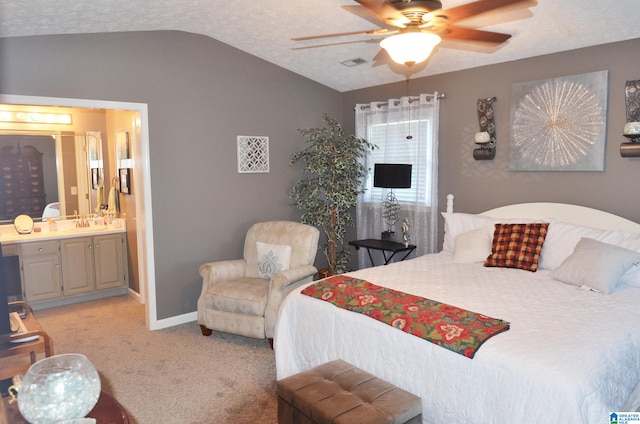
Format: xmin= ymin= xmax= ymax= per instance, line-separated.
xmin=47 ymin=218 xmax=57 ymax=232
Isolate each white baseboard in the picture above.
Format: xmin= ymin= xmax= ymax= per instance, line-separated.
xmin=127 ymin=288 xmax=141 ymax=303
xmin=153 ymin=311 xmax=197 ymax=330
xmin=125 ymin=288 xmax=196 ymax=330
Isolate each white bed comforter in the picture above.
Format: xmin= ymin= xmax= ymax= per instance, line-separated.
xmin=274 ymin=253 xmax=640 ymax=424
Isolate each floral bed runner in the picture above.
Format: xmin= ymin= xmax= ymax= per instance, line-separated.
xmin=301 ymin=275 xmax=510 ymax=358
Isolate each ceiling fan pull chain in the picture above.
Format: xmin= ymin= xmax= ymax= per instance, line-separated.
xmin=406 ymin=70 xmax=414 ymax=140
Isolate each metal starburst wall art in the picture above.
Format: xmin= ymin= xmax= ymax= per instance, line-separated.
xmin=509 ymin=71 xmax=608 ymax=171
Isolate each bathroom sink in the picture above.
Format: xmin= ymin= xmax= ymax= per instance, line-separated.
xmin=60 ymin=225 xmax=118 ymax=234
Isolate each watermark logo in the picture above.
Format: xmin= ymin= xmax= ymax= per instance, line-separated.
xmin=611 ymin=412 xmax=640 ymax=424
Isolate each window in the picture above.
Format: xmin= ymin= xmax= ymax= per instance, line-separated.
xmin=364 ymin=118 xmax=434 ymax=205
xmin=355 ymin=93 xmax=441 ymax=259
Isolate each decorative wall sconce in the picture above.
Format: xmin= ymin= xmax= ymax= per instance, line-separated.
xmin=473 ymin=97 xmax=497 ymax=160
xmin=621 ymin=79 xmax=640 ymax=157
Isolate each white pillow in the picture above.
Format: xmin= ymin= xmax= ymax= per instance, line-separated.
xmin=540 ymin=219 xmax=640 ymax=271
xmin=441 ymin=212 xmax=494 ymax=253
xmin=606 ymin=230 xmax=640 ymax=288
xmin=620 ymin=261 xmax=640 ymax=288
xmin=256 ymin=241 xmax=291 ymax=279
xmin=539 ymin=220 xmax=614 ymax=270
xmin=549 ymin=238 xmax=640 ymax=294
xmin=441 ymin=212 xmax=542 ymax=253
xmin=452 ymin=227 xmax=493 ymax=263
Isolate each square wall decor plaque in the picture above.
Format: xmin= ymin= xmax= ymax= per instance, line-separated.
xmin=509 ymin=70 xmax=608 ymax=171
xmin=237 ymin=136 xmax=269 ymax=173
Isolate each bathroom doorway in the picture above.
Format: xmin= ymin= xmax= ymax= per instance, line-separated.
xmin=0 ymin=94 xmax=158 ymax=330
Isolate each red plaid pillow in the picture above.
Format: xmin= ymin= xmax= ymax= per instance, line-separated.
xmin=484 ymin=223 xmax=549 ymax=272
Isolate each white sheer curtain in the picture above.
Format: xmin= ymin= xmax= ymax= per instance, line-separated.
xmin=355 ymin=93 xmax=440 ymax=268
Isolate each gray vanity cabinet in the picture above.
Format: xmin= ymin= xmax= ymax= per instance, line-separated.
xmin=21 ymin=241 xmax=62 ymax=302
xmin=20 ymin=232 xmax=127 ymax=306
xmin=94 ymin=233 xmax=127 ymax=290
xmin=60 ymin=237 xmax=96 ymax=296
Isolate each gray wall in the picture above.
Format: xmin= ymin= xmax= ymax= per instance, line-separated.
xmin=0 ymin=31 xmax=342 ymax=320
xmin=343 ymin=38 xmax=640 ymax=250
xmin=2 ymin=29 xmax=640 ymax=322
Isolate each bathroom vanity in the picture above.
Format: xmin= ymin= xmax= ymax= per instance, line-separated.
xmin=1 ymin=219 xmax=128 ymax=310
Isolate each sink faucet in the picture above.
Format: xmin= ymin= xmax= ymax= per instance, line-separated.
xmin=75 ymin=214 xmax=90 ymax=228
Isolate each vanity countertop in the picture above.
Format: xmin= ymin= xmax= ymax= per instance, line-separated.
xmin=0 ymin=220 xmax=126 ymax=245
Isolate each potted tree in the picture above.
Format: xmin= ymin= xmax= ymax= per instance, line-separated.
xmin=290 ymin=113 xmax=376 ymax=277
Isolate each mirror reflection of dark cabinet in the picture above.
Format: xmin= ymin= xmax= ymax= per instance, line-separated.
xmin=0 ymin=145 xmax=46 ymax=220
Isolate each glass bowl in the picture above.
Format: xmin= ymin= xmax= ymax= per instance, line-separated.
xmin=18 ymin=353 xmax=101 ymax=424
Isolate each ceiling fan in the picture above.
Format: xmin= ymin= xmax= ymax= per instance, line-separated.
xmin=293 ymin=0 xmax=537 ymax=67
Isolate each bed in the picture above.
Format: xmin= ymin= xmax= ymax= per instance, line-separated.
xmin=274 ymin=195 xmax=640 ymax=424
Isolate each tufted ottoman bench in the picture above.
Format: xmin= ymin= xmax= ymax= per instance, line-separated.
xmin=276 ymin=359 xmax=422 ymax=424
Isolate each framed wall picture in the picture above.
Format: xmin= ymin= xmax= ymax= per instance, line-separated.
xmin=89 ymin=136 xmax=100 ymax=162
xmin=119 ymin=168 xmax=131 ymax=194
xmin=117 ymin=131 xmax=130 ymax=160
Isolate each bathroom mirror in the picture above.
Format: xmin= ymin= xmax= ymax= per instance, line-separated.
xmin=0 ymin=131 xmax=105 ymax=224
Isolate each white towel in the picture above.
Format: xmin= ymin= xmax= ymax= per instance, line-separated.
xmin=96 ymin=184 xmax=104 ymax=212
xmin=107 ymin=186 xmax=119 ymax=214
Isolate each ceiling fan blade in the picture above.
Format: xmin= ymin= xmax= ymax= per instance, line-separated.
xmin=292 ymin=29 xmax=380 ymax=41
xmin=291 ymin=39 xmax=381 ymax=51
xmin=355 ymin=0 xmax=410 ymax=27
xmin=441 ymin=0 xmax=536 ymax=24
xmin=441 ymin=26 xmax=512 ymax=44
xmin=454 ymin=4 xmax=534 ymax=28
xmin=293 ymin=28 xmax=396 ymax=42
xmin=342 ymin=5 xmax=389 ymax=28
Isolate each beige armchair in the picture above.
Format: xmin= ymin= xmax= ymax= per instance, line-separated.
xmin=197 ymin=221 xmax=319 ymax=344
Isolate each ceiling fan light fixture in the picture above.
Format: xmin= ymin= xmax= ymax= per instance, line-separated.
xmin=380 ymin=31 xmax=441 ymax=66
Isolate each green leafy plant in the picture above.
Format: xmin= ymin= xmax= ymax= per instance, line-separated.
xmin=290 ymin=114 xmax=376 ymax=275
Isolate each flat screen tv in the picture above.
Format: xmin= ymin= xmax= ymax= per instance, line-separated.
xmin=373 ymin=163 xmax=412 ymax=188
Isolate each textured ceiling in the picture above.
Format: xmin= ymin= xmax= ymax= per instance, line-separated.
xmin=1 ymin=0 xmax=639 ymax=92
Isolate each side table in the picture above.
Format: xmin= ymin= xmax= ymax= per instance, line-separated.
xmin=0 ymin=302 xmax=53 ymax=382
xmin=2 ymin=390 xmax=130 ymax=424
xmin=349 ymin=239 xmax=416 ymax=266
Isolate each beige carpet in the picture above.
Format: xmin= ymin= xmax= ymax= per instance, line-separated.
xmin=29 ymin=295 xmax=278 ymax=424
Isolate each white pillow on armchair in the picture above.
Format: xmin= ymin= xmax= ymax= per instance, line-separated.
xmin=256 ymin=241 xmax=291 ymax=279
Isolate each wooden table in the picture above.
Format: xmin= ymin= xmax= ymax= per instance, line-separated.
xmin=0 ymin=302 xmax=53 ymax=382
xmin=349 ymin=238 xmax=416 ymax=266
xmin=1 ymin=390 xmax=130 ymax=424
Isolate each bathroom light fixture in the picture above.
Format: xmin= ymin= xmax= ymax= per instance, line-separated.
xmin=380 ymin=31 xmax=441 ymax=67
xmin=0 ymin=110 xmax=72 ymax=125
